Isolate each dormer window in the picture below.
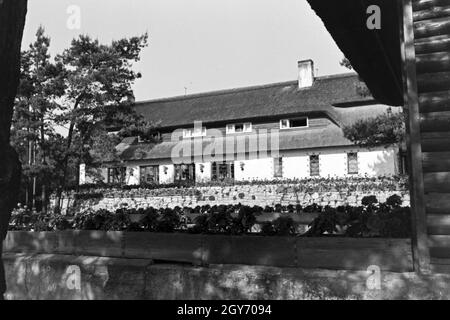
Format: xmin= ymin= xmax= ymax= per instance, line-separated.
xmin=226 ymin=122 xmax=252 ymax=134
xmin=280 ymin=117 xmax=308 ymax=129
xmin=138 ymin=131 xmax=161 ymax=143
xmin=183 ymin=127 xmax=206 ymax=138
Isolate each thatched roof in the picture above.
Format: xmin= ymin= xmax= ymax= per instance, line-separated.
xmin=134 ymin=73 xmax=375 ymax=129
xmin=113 ymin=72 xmax=400 ymax=162
xmin=306 ymin=0 xmax=403 ymax=106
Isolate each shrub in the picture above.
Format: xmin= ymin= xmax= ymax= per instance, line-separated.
xmin=361 ymin=195 xmax=378 ymax=206
xmin=386 ymin=194 xmax=402 ymax=208
xmin=305 ymin=197 xmax=411 ymax=238
xmin=260 ymin=222 xmax=276 ymax=236
xmin=157 ymin=208 xmax=181 ymax=233
xmin=272 ymin=216 xmax=297 ymax=236
xmin=231 ymin=206 xmax=257 ymax=234
xmin=9 ymin=197 xmax=411 ymax=238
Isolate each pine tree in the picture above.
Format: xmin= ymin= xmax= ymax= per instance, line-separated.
xmin=11 ymin=26 xmax=65 ymax=212
xmin=52 ymin=33 xmax=150 ymax=210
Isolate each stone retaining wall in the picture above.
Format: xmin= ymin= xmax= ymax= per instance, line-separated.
xmin=4 ymin=253 xmax=450 ymax=300
xmin=55 ymin=184 xmax=410 ymax=214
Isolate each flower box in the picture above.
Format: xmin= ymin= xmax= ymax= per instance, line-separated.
xmin=3 ymin=231 xmax=413 ymax=272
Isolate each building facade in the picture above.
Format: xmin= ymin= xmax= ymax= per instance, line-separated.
xmin=80 ymin=60 xmax=404 ymax=186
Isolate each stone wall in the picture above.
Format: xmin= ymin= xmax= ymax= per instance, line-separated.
xmin=4 ymin=253 xmax=450 ymax=300
xmin=55 ymin=183 xmax=410 ymax=214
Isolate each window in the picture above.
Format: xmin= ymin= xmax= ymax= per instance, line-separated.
xmin=140 ymin=165 xmax=159 ymax=184
xmin=399 ymin=152 xmax=408 ymax=175
xmin=174 ymin=164 xmax=196 ymax=182
xmin=183 ymin=127 xmax=206 ymax=138
xmin=107 ymin=167 xmax=126 ymax=184
xmin=347 ymin=153 xmax=358 ymax=175
xmin=226 ymin=122 xmax=252 ymax=134
xmin=280 ymin=117 xmax=308 ymax=129
xmin=211 ymin=161 xmax=235 ymax=181
xmin=309 ymin=155 xmax=320 ymax=177
xmin=138 ymin=131 xmax=161 ymax=143
xmin=274 ymin=157 xmax=283 ymax=178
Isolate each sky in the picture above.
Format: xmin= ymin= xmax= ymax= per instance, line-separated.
xmin=22 ymin=0 xmax=349 ymax=101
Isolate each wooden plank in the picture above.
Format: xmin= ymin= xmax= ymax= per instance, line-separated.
xmin=123 ymin=232 xmax=203 ymax=265
xmin=414 ymin=16 xmax=450 ymax=39
xmin=429 ymin=235 xmax=450 ymax=258
xmin=420 ymin=111 xmax=450 ymax=132
xmin=425 ymin=192 xmax=450 ymax=213
xmin=424 ymin=172 xmax=450 ymax=192
xmin=202 ymin=235 xmax=297 ymax=267
xmin=423 ymin=152 xmax=450 ymax=172
xmin=401 ymin=0 xmax=431 ymax=272
xmin=417 ymin=71 xmax=450 ymax=93
xmin=415 ymin=35 xmax=450 ymax=54
xmin=430 ymin=257 xmax=450 ymax=273
xmin=419 ymin=90 xmax=450 ymax=113
xmin=296 ymin=238 xmax=413 ymax=272
xmin=413 ymin=0 xmax=450 ymax=11
xmin=73 ymin=230 xmax=124 ymax=258
xmin=416 ymin=52 xmax=450 ymax=74
xmin=427 ymin=214 xmax=450 ymax=234
xmin=421 ymin=132 xmax=450 ymax=152
xmin=413 ymin=6 xmax=450 ymax=22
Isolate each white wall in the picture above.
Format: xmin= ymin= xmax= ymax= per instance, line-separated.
xmin=196 ymin=162 xmax=211 ymax=182
xmin=159 ymin=164 xmax=174 ymax=184
xmin=358 ymin=148 xmax=397 ymax=176
xmin=85 ymin=147 xmax=399 ymax=186
xmin=80 ymin=164 xmax=108 ymax=184
xmin=126 ymin=165 xmax=140 ymax=185
xmin=79 ymin=164 xmax=86 ymax=185
xmin=234 ymin=158 xmax=274 ymax=181
xmin=282 ymin=156 xmax=310 ymax=179
xmin=320 ymin=153 xmax=347 ymax=178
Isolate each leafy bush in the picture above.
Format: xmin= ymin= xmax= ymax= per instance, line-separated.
xmin=9 ymin=196 xmax=410 ymax=238
xmin=361 ymin=195 xmax=378 ymax=206
xmin=157 ymin=208 xmax=182 ymax=232
xmin=272 ymin=216 xmax=297 ymax=236
xmin=67 ymin=175 xmax=409 ymax=200
xmin=305 ymin=195 xmax=411 ymax=238
xmin=261 ymin=216 xmax=297 ymax=236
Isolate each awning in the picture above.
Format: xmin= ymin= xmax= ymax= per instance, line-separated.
xmin=307 ymin=0 xmax=404 ymax=106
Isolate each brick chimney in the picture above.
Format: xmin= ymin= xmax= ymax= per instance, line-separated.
xmin=298 ymin=59 xmax=314 ymax=89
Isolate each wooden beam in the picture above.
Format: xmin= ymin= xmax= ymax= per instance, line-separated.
xmin=419 ymin=90 xmax=450 ymax=113
xmin=415 ymin=35 xmax=450 ymax=54
xmin=413 ymin=5 xmax=450 ymax=22
xmin=420 ymin=111 xmax=450 ymax=132
xmin=426 ymin=192 xmax=450 ymax=213
xmin=412 ymin=0 xmax=450 ymax=12
xmin=421 ymin=132 xmax=450 ymax=151
xmin=401 ymin=0 xmax=431 ymax=273
xmin=423 ymin=172 xmax=450 ymax=192
xmin=428 ymin=214 xmax=450 ymax=234
xmin=423 ymin=152 xmax=450 ymax=172
xmin=416 ymin=52 xmax=450 ymax=73
xmin=417 ymin=71 xmax=450 ymax=93
xmin=414 ymin=16 xmax=450 ymax=39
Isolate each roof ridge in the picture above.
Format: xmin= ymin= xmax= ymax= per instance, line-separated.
xmin=134 ymin=72 xmax=358 ymax=106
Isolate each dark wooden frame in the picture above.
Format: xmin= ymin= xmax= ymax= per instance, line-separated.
xmin=3 ymin=231 xmax=414 ymax=272
xmin=399 ymin=0 xmax=431 ymax=272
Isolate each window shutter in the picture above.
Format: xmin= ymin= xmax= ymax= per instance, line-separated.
xmin=309 ymin=155 xmax=320 ymax=177
xmin=347 ymin=153 xmax=358 ymax=174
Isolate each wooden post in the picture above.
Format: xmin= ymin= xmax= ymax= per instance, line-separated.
xmin=400 ymin=0 xmax=431 ymax=273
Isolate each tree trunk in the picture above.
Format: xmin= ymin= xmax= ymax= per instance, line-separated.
xmin=0 ymin=0 xmax=28 ymax=299
xmin=54 ymin=96 xmax=82 ymax=212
